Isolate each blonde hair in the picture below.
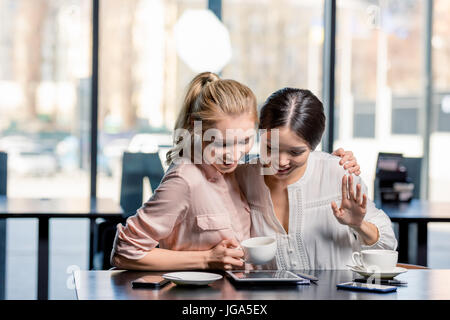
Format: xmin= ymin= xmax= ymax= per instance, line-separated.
xmin=166 ymin=72 xmax=257 ymax=164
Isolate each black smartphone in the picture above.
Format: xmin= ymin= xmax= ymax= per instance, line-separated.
xmin=337 ymin=281 xmax=397 ymax=293
xmin=353 ymin=278 xmax=408 ymax=286
xmin=132 ymin=275 xmax=170 ymax=289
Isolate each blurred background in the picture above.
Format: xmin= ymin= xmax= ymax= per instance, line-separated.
xmin=0 ymin=0 xmax=449 ymax=299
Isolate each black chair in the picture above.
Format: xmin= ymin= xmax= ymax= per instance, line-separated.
xmin=399 ymin=156 xmax=423 ymax=263
xmin=95 ymin=151 xmax=165 ymax=269
xmin=373 ymin=152 xmax=403 ymax=202
xmin=402 ymin=157 xmax=422 ymax=199
xmin=373 ymin=153 xmax=422 ymax=201
xmin=374 ymin=152 xmax=423 ymax=264
xmin=0 ymin=152 xmax=7 ymax=299
xmin=119 ymin=152 xmax=165 ymax=217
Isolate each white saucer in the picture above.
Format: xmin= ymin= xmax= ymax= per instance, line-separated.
xmin=162 ymin=272 xmax=223 ymax=286
xmin=347 ymin=265 xmax=408 ymax=279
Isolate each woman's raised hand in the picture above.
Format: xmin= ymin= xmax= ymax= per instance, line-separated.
xmin=332 ymin=148 xmax=361 ymax=176
xmin=207 ymin=239 xmax=244 ymax=270
xmin=331 ymin=175 xmax=367 ymax=229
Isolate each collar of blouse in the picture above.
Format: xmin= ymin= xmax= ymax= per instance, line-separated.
xmin=198 ymin=163 xmax=223 ymax=183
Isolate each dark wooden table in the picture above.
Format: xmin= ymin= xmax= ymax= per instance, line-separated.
xmin=380 ymin=200 xmax=450 ymax=267
xmin=74 ymin=269 xmax=450 ymax=300
xmin=0 ymin=196 xmax=123 ymax=300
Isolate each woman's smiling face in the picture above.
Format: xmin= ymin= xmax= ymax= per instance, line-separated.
xmin=203 ymin=113 xmax=256 ymax=174
xmin=263 ymin=126 xmax=311 ymax=180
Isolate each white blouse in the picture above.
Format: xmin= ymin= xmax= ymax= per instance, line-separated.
xmin=235 ymin=151 xmax=398 ymax=270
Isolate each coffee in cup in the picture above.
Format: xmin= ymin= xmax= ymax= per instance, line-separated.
xmin=352 ymin=249 xmax=398 ymax=272
xmin=240 ymin=236 xmax=277 ymax=265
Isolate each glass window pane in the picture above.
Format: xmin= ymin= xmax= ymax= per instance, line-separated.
xmin=334 ymin=0 xmax=424 ymax=197
xmin=431 ymin=0 xmax=450 ymax=201
xmin=222 ymin=0 xmax=324 ymax=98
xmin=0 ymin=0 xmax=92 ymax=198
xmin=97 ymin=0 xmax=207 ymax=204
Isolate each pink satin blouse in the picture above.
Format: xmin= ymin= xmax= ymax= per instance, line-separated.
xmin=111 ymin=161 xmax=251 ymax=261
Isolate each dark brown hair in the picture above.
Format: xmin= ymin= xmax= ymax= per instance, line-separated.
xmin=259 ymin=88 xmax=325 ymax=150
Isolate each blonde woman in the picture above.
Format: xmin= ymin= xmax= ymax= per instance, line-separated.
xmin=111 ymin=72 xmax=359 ymax=271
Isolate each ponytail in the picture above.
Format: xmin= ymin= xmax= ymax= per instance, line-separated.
xmin=174 ymin=72 xmax=220 ymax=131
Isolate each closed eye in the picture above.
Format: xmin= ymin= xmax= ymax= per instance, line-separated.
xmin=290 ymin=150 xmax=305 ymax=156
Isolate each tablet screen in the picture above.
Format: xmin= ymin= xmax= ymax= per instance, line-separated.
xmin=233 ymin=270 xmax=298 ymax=279
xmin=228 ymin=270 xmax=302 ymax=280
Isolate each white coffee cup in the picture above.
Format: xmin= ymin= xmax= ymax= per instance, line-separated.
xmin=352 ymin=249 xmax=398 ymax=272
xmin=240 ymin=236 xmax=277 ymax=265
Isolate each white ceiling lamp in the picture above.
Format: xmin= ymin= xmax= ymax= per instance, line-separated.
xmin=174 ymin=9 xmax=232 ymax=73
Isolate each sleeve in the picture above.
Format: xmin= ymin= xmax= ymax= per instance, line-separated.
xmin=111 ymin=168 xmax=190 ymax=261
xmin=350 ymin=175 xmax=398 ymax=251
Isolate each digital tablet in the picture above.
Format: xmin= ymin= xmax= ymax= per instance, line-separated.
xmin=226 ymin=270 xmax=310 ymax=285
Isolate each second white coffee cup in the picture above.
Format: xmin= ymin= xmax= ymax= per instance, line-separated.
xmin=240 ymin=236 xmax=277 ymax=265
xmin=352 ymin=249 xmax=398 ymax=272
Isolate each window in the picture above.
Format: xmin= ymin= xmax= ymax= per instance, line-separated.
xmin=430 ymin=0 xmax=450 ymax=201
xmin=0 ymin=0 xmax=92 ymax=198
xmin=222 ymin=0 xmax=324 ymax=110
xmin=334 ymin=0 xmax=424 ymax=196
xmin=97 ymin=0 xmax=207 ymax=203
